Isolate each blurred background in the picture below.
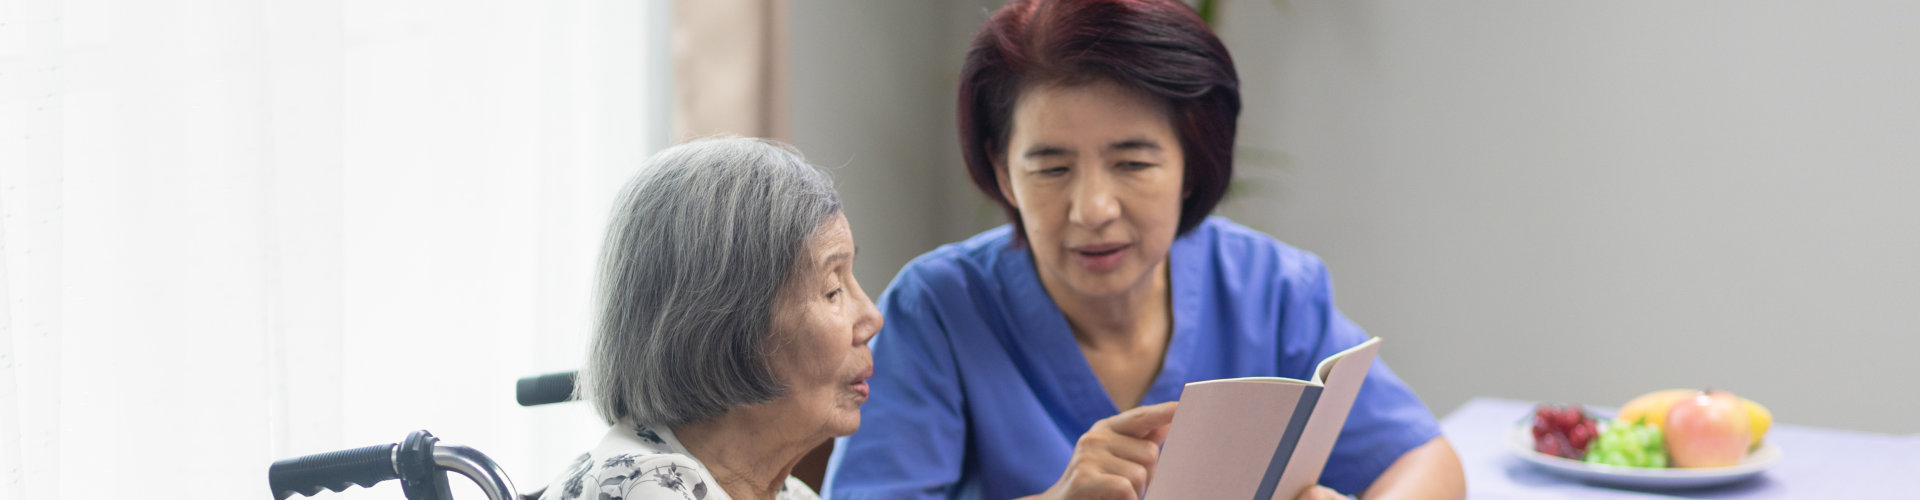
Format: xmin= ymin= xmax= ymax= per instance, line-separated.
xmin=3 ymin=1 xmax=1916 ymax=499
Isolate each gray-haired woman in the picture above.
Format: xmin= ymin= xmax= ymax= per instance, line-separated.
xmin=540 ymin=137 xmax=882 ymax=500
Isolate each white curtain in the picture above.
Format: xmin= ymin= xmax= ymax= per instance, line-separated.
xmin=0 ymin=1 xmax=668 ymax=498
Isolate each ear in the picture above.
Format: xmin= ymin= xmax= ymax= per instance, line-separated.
xmin=991 ymin=147 xmax=1018 ymax=206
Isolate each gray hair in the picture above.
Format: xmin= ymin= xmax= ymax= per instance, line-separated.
xmin=581 ymin=136 xmax=842 ymax=427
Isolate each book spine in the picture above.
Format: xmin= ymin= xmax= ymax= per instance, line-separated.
xmin=1251 ymin=385 xmax=1322 ymax=500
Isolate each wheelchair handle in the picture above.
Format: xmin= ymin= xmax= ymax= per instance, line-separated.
xmin=268 ymin=443 xmax=398 ymax=499
xmin=433 ymin=445 xmax=518 ymax=500
xmin=269 ymin=430 xmax=519 ymax=500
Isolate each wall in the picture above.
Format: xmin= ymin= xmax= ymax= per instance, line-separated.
xmin=1213 ymin=1 xmax=1920 ymax=434
xmin=787 ymin=1 xmax=1005 ymax=292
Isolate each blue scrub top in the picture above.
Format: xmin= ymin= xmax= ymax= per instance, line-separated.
xmin=824 ymin=217 xmax=1441 ymax=499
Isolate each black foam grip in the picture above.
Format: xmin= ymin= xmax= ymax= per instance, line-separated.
xmin=516 ymin=370 xmax=578 ymax=407
xmin=268 ymin=444 xmax=398 ymax=500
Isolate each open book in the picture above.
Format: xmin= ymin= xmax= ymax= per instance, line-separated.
xmin=1143 ymin=337 xmax=1382 ymax=500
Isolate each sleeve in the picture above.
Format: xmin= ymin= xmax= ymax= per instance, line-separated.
xmin=583 ymin=453 xmax=715 ymax=500
xmin=822 ymin=266 xmax=970 ymax=500
xmin=1290 ymin=256 xmax=1444 ymax=496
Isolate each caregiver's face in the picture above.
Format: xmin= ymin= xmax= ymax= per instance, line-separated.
xmin=765 ymin=213 xmax=882 ymax=438
xmin=995 ymin=79 xmax=1185 ymax=300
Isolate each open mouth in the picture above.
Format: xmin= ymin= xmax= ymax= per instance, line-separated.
xmin=848 ymin=366 xmax=873 ymax=399
xmin=1072 ymin=241 xmax=1130 ymax=256
xmin=1070 ymin=243 xmax=1130 ymax=272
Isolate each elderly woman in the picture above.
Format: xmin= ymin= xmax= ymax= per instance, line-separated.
xmin=825 ymin=1 xmax=1464 ymax=499
xmin=541 ymin=137 xmax=882 ymax=500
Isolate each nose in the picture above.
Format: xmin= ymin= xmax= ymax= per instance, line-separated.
xmin=850 ymin=275 xmax=882 ymax=346
xmin=1068 ymin=162 xmax=1119 ymax=230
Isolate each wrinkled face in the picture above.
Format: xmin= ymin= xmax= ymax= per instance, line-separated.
xmin=994 ymin=79 xmax=1185 ymax=300
xmin=764 ymin=213 xmax=882 ymax=438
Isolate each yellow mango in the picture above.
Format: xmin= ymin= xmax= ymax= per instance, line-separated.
xmin=1618 ymin=389 xmax=1694 ymax=432
xmin=1742 ymin=397 xmax=1772 ymax=449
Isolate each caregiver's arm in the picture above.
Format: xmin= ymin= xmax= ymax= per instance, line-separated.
xmin=1358 ymin=436 xmax=1465 ymax=500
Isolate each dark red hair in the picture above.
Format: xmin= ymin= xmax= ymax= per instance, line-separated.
xmin=958 ymin=0 xmax=1241 ymax=244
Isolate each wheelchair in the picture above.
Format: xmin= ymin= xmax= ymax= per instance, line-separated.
xmin=266 ymin=371 xmax=580 ymax=500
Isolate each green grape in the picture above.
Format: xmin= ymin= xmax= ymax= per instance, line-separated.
xmin=1585 ymin=419 xmax=1669 ymax=468
xmin=1583 ymin=438 xmax=1611 ymax=463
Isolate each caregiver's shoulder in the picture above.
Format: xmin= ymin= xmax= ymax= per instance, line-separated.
xmin=1194 ymin=216 xmax=1330 ymax=281
xmin=888 ymin=224 xmax=1019 ymax=290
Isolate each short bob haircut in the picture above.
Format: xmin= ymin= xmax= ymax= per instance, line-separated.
xmin=958 ymin=0 xmax=1241 ymax=244
xmin=582 ymin=136 xmax=842 ymax=427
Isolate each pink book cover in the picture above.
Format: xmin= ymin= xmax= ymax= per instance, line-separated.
xmin=1142 ymin=337 xmax=1382 ymax=500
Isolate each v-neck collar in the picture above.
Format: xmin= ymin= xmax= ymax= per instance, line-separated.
xmin=995 ymin=231 xmax=1206 ymax=435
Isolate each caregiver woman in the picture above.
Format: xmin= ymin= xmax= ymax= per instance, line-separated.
xmin=822 ymin=0 xmax=1465 ymax=499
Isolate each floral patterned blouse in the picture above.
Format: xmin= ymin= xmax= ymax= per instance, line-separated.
xmin=537 ymin=421 xmax=819 ymax=500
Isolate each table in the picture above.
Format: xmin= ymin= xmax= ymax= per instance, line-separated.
xmin=1439 ymin=398 xmax=1919 ymax=499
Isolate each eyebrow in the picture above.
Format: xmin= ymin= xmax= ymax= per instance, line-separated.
xmin=1107 ymin=138 xmax=1162 ymax=152
xmin=1022 ymin=145 xmax=1071 ymax=159
xmin=1020 ymin=139 xmax=1162 ymax=159
xmin=820 ymin=245 xmax=857 ymax=269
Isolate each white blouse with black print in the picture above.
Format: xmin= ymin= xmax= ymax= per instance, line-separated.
xmin=537 ymin=420 xmax=818 ymax=500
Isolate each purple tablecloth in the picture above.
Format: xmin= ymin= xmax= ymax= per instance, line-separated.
xmin=1440 ymin=398 xmax=1919 ymax=499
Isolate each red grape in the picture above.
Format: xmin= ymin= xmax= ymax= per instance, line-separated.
xmin=1530 ymin=403 xmax=1596 ymax=460
xmin=1556 ymin=405 xmax=1584 ymax=430
xmin=1537 ymin=432 xmax=1576 ymax=458
xmin=1567 ymin=421 xmax=1596 ymax=450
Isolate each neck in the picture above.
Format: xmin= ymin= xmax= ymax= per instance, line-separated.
xmin=1042 ymin=258 xmax=1173 ymax=349
xmin=672 ymin=406 xmax=820 ymax=500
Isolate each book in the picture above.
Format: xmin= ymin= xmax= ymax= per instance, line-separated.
xmin=1143 ymin=336 xmax=1383 ymax=500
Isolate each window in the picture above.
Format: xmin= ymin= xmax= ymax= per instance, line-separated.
xmin=0 ymin=1 xmax=670 ymax=497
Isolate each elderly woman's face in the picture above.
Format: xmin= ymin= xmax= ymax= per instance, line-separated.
xmin=994 ymin=79 xmax=1185 ymax=300
xmin=765 ymin=213 xmax=882 ymax=437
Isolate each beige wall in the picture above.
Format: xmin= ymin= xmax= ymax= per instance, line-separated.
xmin=1211 ymin=1 xmax=1920 ymax=434
xmin=787 ymin=1 xmax=1001 ymax=291
xmin=787 ymin=1 xmax=1920 ymax=434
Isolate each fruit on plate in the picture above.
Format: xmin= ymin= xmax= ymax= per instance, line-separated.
xmin=1741 ymin=397 xmax=1773 ymax=451
xmin=1531 ymin=404 xmax=1598 ymax=460
xmin=1619 ymin=388 xmax=1772 ymax=450
xmin=1618 ymin=389 xmax=1692 ymax=430
xmin=1665 ymin=390 xmax=1753 ymax=468
xmin=1584 ymin=419 xmax=1668 ymax=468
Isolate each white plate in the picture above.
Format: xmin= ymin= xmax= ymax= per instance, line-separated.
xmin=1506 ymin=423 xmax=1781 ymax=489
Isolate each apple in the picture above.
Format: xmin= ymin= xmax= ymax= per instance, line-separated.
xmin=1665 ymin=390 xmax=1752 ymax=468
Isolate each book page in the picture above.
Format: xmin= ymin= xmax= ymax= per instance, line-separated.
xmin=1269 ymin=337 xmax=1382 ymax=499
xmin=1144 ymin=377 xmax=1315 ymax=500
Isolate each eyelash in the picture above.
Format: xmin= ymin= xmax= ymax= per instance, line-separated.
xmin=827 ymin=288 xmax=843 ymax=300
